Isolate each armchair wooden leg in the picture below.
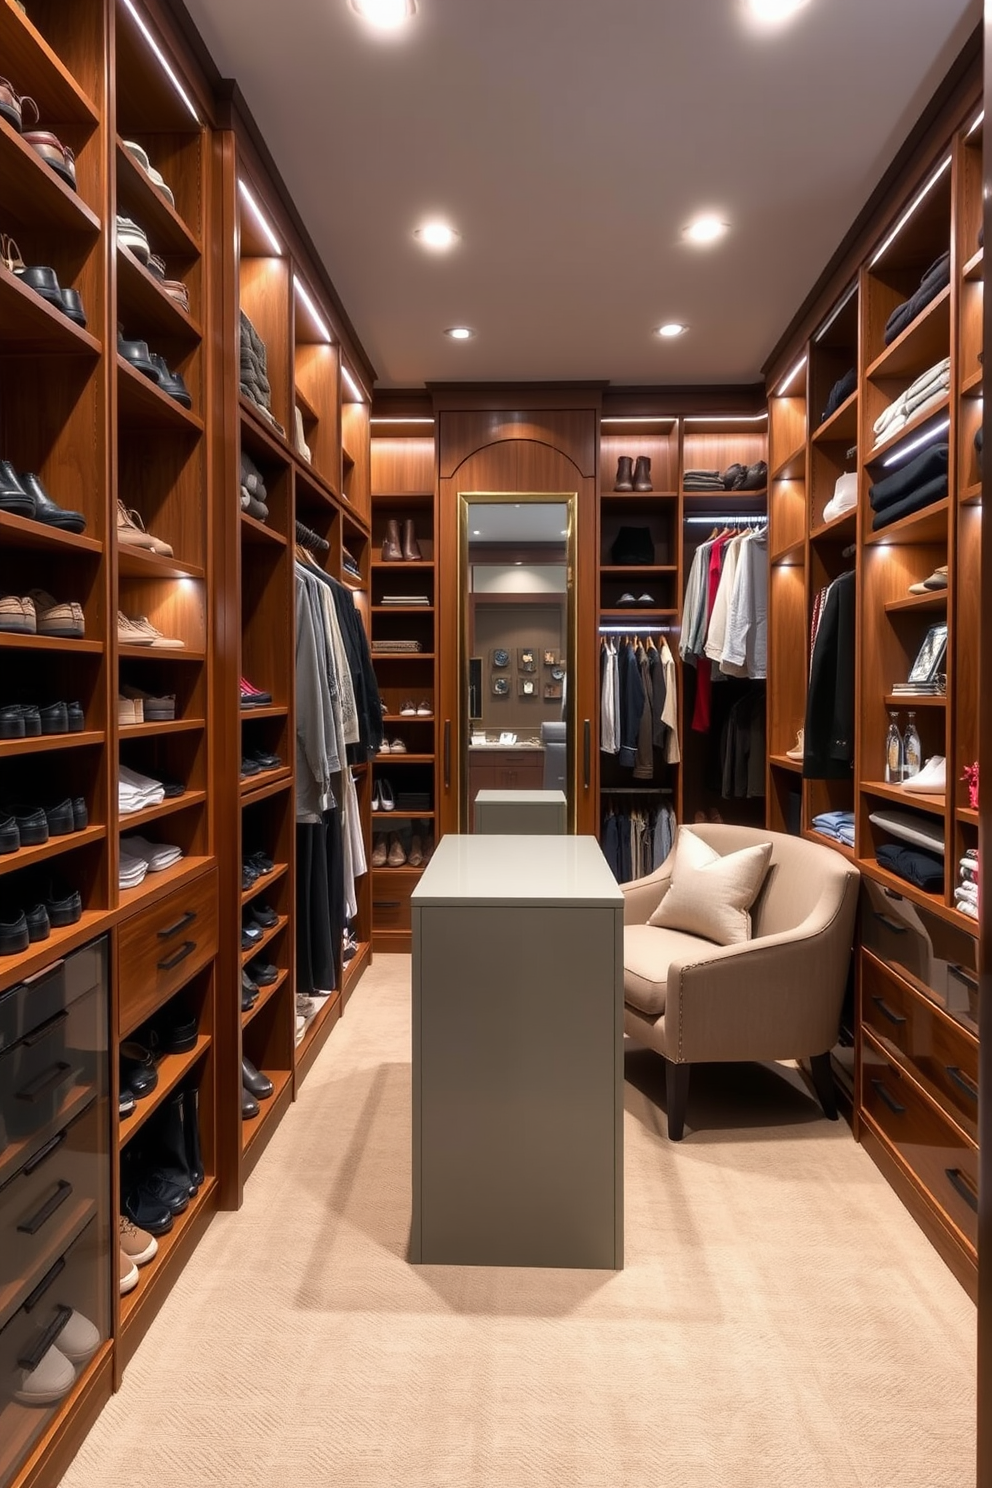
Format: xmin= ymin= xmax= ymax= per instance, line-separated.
xmin=665 ymin=1060 xmax=690 ymax=1141
xmin=809 ymin=1051 xmax=838 ymax=1121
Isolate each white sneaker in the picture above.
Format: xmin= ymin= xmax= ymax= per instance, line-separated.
xmin=58 ymin=1310 xmax=100 ymax=1366
xmin=785 ymin=727 xmax=804 ymax=761
xmin=903 ymin=756 xmax=946 ymax=794
xmin=15 ymin=1344 xmax=76 ymax=1404
xmin=120 ymin=1248 xmax=140 ymax=1295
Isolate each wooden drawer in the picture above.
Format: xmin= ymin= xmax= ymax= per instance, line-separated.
xmin=372 ymin=876 xmax=414 ymax=932
xmin=118 ymin=869 xmax=217 ymax=1035
xmin=859 ymin=877 xmax=978 ymax=1027
xmin=861 ymin=951 xmax=979 ymax=1141
xmin=861 ymin=1037 xmax=978 ymax=1254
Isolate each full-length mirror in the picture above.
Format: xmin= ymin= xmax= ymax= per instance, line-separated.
xmin=458 ymin=494 xmax=577 ymax=831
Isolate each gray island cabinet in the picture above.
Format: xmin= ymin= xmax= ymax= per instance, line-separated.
xmin=410 ymin=834 xmax=624 ymax=1269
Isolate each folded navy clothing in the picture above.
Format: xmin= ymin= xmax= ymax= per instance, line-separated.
xmin=871 ymin=473 xmax=948 ymax=530
xmin=876 ymin=842 xmax=944 ymax=892
xmin=883 ymin=251 xmax=951 ymax=346
xmin=869 ymin=444 xmax=948 ymax=511
xmin=821 ymin=367 xmax=857 ymax=423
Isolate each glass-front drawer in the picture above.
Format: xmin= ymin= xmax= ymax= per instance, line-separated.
xmin=0 ymin=1097 xmax=107 ymax=1334
xmin=0 ymin=1216 xmax=109 ymax=1488
xmin=0 ymin=977 xmax=106 ymax=1192
xmin=859 ymin=878 xmax=978 ymax=1033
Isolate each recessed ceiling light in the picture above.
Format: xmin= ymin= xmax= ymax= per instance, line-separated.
xmin=351 ymin=0 xmax=416 ymax=30
xmin=445 ymin=326 xmax=474 ymax=339
xmin=656 ymin=322 xmax=688 ymax=338
xmin=472 ymin=529 xmax=480 ymax=535
xmin=683 ymin=214 xmax=728 ymax=246
xmin=745 ymin=0 xmax=810 ymax=23
xmin=416 ymin=221 xmax=459 ymax=250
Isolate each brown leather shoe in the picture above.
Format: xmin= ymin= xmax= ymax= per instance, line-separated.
xmin=371 ymin=833 xmax=388 ymax=867
xmin=402 ymin=518 xmax=422 ymax=561
xmin=407 ymin=834 xmax=424 ymax=868
xmin=387 ymin=833 xmax=407 ymax=867
xmin=22 ymin=130 xmax=76 ymax=190
xmin=382 ymin=519 xmax=402 ymax=562
xmin=0 ymin=77 xmax=38 ymax=133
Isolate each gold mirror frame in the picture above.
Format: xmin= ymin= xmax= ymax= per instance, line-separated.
xmin=457 ymin=491 xmax=579 ymax=833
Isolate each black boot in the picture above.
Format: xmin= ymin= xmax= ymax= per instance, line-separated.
xmin=632 ymin=456 xmax=652 ymax=491
xmin=614 ymin=456 xmax=633 ymax=491
xmin=183 ymin=1084 xmax=204 ymax=1190
xmin=151 ymin=1088 xmax=196 ymax=1197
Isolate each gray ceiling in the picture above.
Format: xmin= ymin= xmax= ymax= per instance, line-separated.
xmin=183 ymin=0 xmax=981 ymax=389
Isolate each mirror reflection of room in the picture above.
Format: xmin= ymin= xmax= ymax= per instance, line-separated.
xmin=466 ymin=502 xmax=568 ymax=829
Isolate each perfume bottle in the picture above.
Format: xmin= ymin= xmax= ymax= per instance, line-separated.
xmin=903 ymin=712 xmax=921 ymax=779
xmin=885 ymin=711 xmax=904 ymax=783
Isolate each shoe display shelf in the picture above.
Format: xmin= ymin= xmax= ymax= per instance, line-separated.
xmin=369 ymin=425 xmax=437 ymax=952
xmin=763 ymin=74 xmax=983 ymax=1299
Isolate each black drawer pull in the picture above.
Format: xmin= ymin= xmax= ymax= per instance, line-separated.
xmin=157 ymin=939 xmax=196 ymax=971
xmin=18 ymin=1180 xmax=73 ymax=1236
xmin=870 ymin=1078 xmax=906 ymax=1115
xmin=945 ymin=1066 xmax=979 ymax=1103
xmin=948 ymin=964 xmax=978 ymax=992
xmin=871 ymin=996 xmax=906 ymax=1026
xmin=945 ymin=1167 xmax=979 ymax=1213
xmin=373 ymin=900 xmax=401 ymax=910
xmin=18 ymin=1302 xmax=72 ymax=1372
xmin=16 ymin=1061 xmax=71 ymax=1102
xmin=158 ymin=910 xmax=197 ymax=940
xmin=22 ymin=1009 xmax=69 ymax=1047
xmin=23 ymin=1129 xmax=67 ymax=1175
xmin=871 ymin=910 xmax=908 ymax=934
xmin=23 ymin=1256 xmax=66 ymax=1313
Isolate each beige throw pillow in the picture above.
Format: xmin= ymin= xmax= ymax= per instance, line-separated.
xmin=647 ymin=828 xmax=772 ymax=945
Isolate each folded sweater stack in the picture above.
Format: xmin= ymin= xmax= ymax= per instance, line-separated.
xmin=820 ymin=367 xmax=857 ymax=423
xmin=868 ymin=443 xmax=948 ymax=531
xmin=872 ymin=357 xmax=950 ymax=449
xmin=240 ymin=309 xmax=286 ymax=436
xmin=883 ymin=251 xmax=951 ymax=346
xmin=955 ymin=848 xmax=979 ymax=921
xmin=240 ymin=448 xmax=269 ymax=522
xmin=812 ymin=809 xmax=855 ymax=848
xmin=683 ymin=460 xmax=767 ymax=493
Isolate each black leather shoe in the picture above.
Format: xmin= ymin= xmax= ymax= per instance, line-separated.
xmin=0 ymin=461 xmax=35 ymax=517
xmin=38 ymin=701 xmax=68 ymax=734
xmin=4 ymin=805 xmax=48 ymax=845
xmin=183 ymin=1087 xmax=204 ymax=1188
xmin=117 ymin=336 xmax=160 ymax=381
xmin=241 ymin=969 xmax=259 ymax=1011
xmin=142 ymin=997 xmax=198 ymax=1056
xmin=240 ymin=756 xmax=263 ymax=778
xmin=17 ymin=472 xmax=86 ymax=533
xmin=242 ymin=1087 xmax=259 ymax=1119
xmin=0 ymin=909 xmax=29 ymax=955
xmin=123 ymin=1187 xmax=173 ymax=1235
xmin=70 ymin=796 xmax=88 ymax=830
xmin=58 ymin=287 xmax=86 ymax=326
xmin=13 ymin=263 xmax=63 ymax=307
xmin=24 ymin=904 xmax=51 ymax=941
xmin=241 ymin=862 xmax=259 ymax=891
xmin=42 ymin=883 xmax=82 ymax=926
xmin=242 ymin=1054 xmax=273 ymax=1099
xmin=119 ymin=1087 xmax=136 ymax=1119
xmin=0 ymin=705 xmax=26 ymax=739
xmin=45 ymin=799 xmax=76 ymax=836
xmin=246 ymin=959 xmax=277 ymax=987
xmin=249 ymin=901 xmax=279 ymax=929
xmin=121 ymin=1040 xmax=157 ymax=1097
xmin=245 ymin=850 xmax=273 ymax=874
xmin=0 ymin=813 xmax=19 ymax=853
xmin=147 ymin=354 xmax=192 ymax=408
xmin=66 ymin=702 xmax=84 ymax=733
xmin=246 ymin=748 xmax=281 ymax=770
xmin=241 ymin=925 xmax=260 ymax=949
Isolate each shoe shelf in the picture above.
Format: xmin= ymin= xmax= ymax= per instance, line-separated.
xmin=240 ymin=703 xmax=288 ymax=719
xmin=240 ymin=510 xmax=287 ymax=546
xmin=241 ymin=1069 xmax=292 ymax=1157
xmin=0 ymin=908 xmax=107 ymax=992
xmin=0 ymin=729 xmax=104 ymax=758
xmin=117 ymin=855 xmax=214 ymax=914
xmin=382 ymin=713 xmax=433 ymax=723
xmin=240 ymin=861 xmax=288 ymax=906
xmin=0 ymin=510 xmax=102 ymax=554
xmin=119 ymin=716 xmax=204 ymax=738
xmin=294 ymin=992 xmax=343 ymax=1079
xmin=0 ymin=120 xmax=102 ymax=234
xmin=371 ymin=557 xmax=434 ymax=571
xmin=884 ymin=591 xmax=948 ymax=614
xmin=242 ymin=968 xmax=288 ymax=1029
xmin=116 ymin=355 xmax=205 ymax=434
xmin=378 ymin=753 xmax=434 ymax=764
xmin=0 ymin=822 xmax=105 ymax=877
xmin=861 ymin=780 xmax=947 ymax=814
xmin=768 ymin=754 xmax=804 ymax=773
xmin=114 ymin=136 xmax=201 ymax=257
xmin=372 ymin=863 xmax=427 ymax=877
xmin=240 ymin=767 xmax=292 ymax=801
xmin=0 ymin=3 xmax=101 ymax=126
xmin=240 ymin=914 xmax=288 ymax=965
xmin=119 ymin=789 xmax=207 ymax=834
xmin=117 ymin=1034 xmax=212 ymax=1151
xmin=116 ymin=245 xmax=203 ymax=343
xmin=118 ymin=643 xmax=205 ymax=662
xmin=0 ymin=632 xmax=103 ymax=653
xmin=117 ymin=546 xmax=205 ymax=581
xmin=118 ymin=1175 xmax=216 ymax=1335
xmin=373 ymin=810 xmax=435 ymax=821
xmin=0 ymin=264 xmax=103 ymax=357
xmin=341 ymin=940 xmax=371 ymax=999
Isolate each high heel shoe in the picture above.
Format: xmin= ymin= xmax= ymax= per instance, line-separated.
xmin=371 ymin=782 xmax=381 ymax=811
xmin=378 ymin=779 xmax=395 ymax=811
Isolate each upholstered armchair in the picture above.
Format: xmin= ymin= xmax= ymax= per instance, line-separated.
xmin=621 ymin=823 xmax=860 ymax=1139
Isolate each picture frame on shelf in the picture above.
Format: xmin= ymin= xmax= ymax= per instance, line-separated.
xmin=907 ymin=622 xmax=948 ymax=685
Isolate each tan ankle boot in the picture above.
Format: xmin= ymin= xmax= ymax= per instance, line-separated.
xmin=402 ymin=518 xmax=422 ymax=561
xmin=382 ymin=519 xmax=402 ymax=561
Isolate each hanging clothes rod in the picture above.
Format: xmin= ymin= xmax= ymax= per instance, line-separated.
xmin=598 ymin=624 xmax=676 ymax=634
xmin=684 ymin=515 xmax=768 ymax=526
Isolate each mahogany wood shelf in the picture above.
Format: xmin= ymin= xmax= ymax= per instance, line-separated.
xmin=0 ymin=823 xmax=105 ymax=877
xmin=811 ymin=390 xmax=858 ymax=445
xmin=117 ymin=855 xmax=214 ymax=914
xmin=883 ymin=693 xmax=946 ymax=708
xmin=118 ymin=790 xmax=207 ymax=833
xmin=115 ymin=136 xmax=201 ymax=257
xmin=117 ymin=547 xmax=205 ymax=580
xmin=961 ymin=367 xmax=983 ymax=398
xmin=963 ymin=246 xmax=983 ymax=280
xmin=867 ymin=395 xmax=951 ymax=463
xmin=770 ymin=442 xmax=805 ymax=480
xmin=116 ymin=356 xmax=205 ymax=433
xmin=768 ymin=753 xmax=803 ymax=773
xmin=0 ymin=3 xmax=101 ymax=123
xmin=240 ymin=704 xmax=288 ymax=719
xmin=240 ymin=772 xmax=292 ymax=805
xmin=241 ymin=862 xmax=289 ymax=906
xmin=0 ymin=512 xmax=102 ymax=553
xmin=240 ymin=914 xmax=288 ymax=964
xmin=371 ymin=558 xmax=435 ymax=570
xmin=865 ymin=285 xmax=951 ymax=382
xmin=0 ymin=118 xmax=102 ymax=234
xmin=810 ymin=508 xmax=857 ymax=543
xmin=960 ymin=482 xmax=982 ymax=505
xmin=864 ymin=498 xmax=950 ymax=546
xmin=958 ymin=806 xmax=979 ymax=826
xmin=119 ymin=717 xmax=205 ymax=738
xmin=240 ymin=511 xmax=287 ymax=546
xmin=0 ymin=633 xmax=102 ymax=653
xmin=884 ymin=592 xmax=947 ymax=613
xmin=242 ymin=968 xmax=288 ymax=1028
xmin=861 ymin=780 xmax=946 ymax=814
xmin=241 ymin=1069 xmax=292 ymax=1155
xmin=118 ymin=644 xmax=205 ymax=661
xmin=116 ymin=245 xmax=202 ymax=342
xmin=0 ymin=265 xmax=103 ymax=356
xmin=0 ymin=730 xmax=104 ymax=759
xmin=118 ymin=1035 xmax=212 ymax=1150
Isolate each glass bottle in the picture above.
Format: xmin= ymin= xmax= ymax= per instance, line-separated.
xmin=903 ymin=712 xmax=921 ymax=779
xmin=885 ymin=711 xmax=904 ymax=783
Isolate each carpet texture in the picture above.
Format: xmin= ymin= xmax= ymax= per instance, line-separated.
xmin=62 ymin=954 xmax=976 ymax=1488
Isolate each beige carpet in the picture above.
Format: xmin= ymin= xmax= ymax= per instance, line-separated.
xmin=62 ymin=955 xmax=976 ymax=1488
